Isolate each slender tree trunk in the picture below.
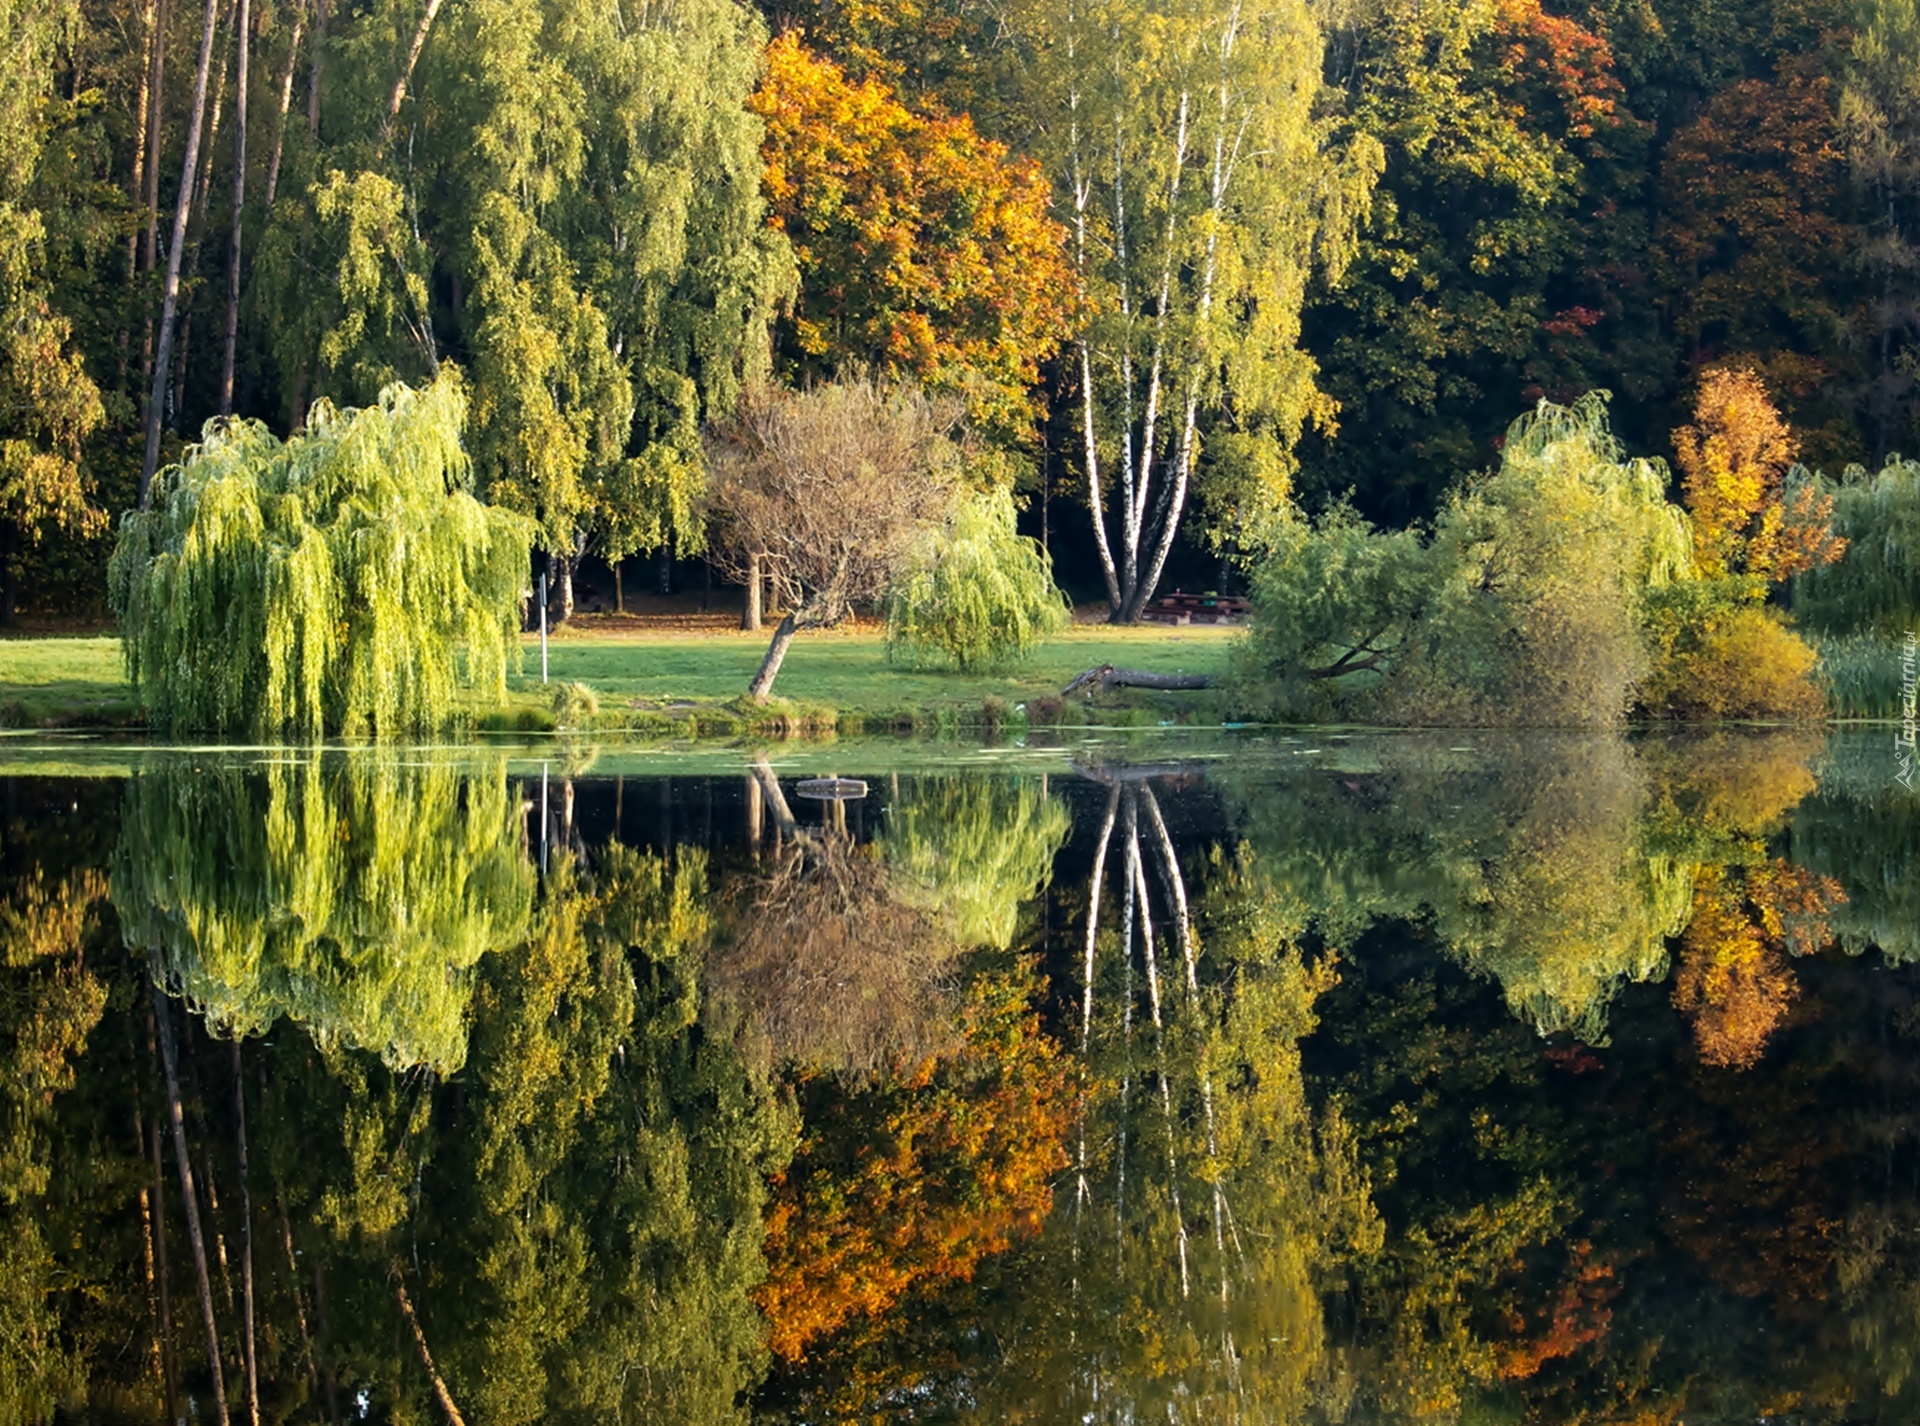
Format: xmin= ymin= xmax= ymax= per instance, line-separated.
xmin=557 ymin=552 xmax=575 ymax=621
xmin=745 ymin=770 xmax=763 ymax=850
xmin=151 ymin=977 xmax=232 ymax=1426
xmin=394 ymin=1268 xmax=467 ymax=1426
xmin=122 ymin=0 xmax=157 ymax=389
xmin=148 ymin=1105 xmax=179 ymax=1419
xmin=139 ymin=0 xmax=167 ymax=434
xmin=747 ymin=611 xmax=798 ymax=703
xmin=751 ymin=758 xmax=797 ymax=833
xmin=232 ymin=1042 xmax=259 ymax=1426
xmin=313 ymin=1258 xmax=343 ymax=1426
xmin=219 ymin=0 xmax=249 ymax=414
xmin=1082 ymin=784 xmax=1120 ymax=1047
xmin=262 ymin=4 xmax=302 ymax=206
xmin=383 ymin=0 xmax=444 ymax=136
xmin=200 ymin=1143 xmax=236 ymax=1313
xmin=194 ymin=0 xmax=233 ymax=224
xmin=612 ymin=559 xmax=623 ymax=614
xmin=742 ymin=550 xmax=762 ymax=631
xmin=657 ymin=542 xmax=671 ymax=596
xmin=172 ymin=308 xmax=193 ymax=424
xmin=306 ymin=0 xmax=325 ymax=138
xmin=141 ymin=0 xmax=224 ymax=509
xmin=276 ymin=1196 xmax=324 ymax=1411
xmin=136 ymin=1107 xmax=167 ymax=1398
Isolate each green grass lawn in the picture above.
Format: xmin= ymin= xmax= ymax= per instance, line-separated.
xmin=519 ymin=622 xmax=1236 ymax=713
xmin=0 ymin=625 xmax=1240 ymax=731
xmin=0 ymin=636 xmax=137 ymax=726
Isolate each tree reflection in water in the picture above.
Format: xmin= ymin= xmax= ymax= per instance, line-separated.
xmin=2 ymin=735 xmax=1920 ymax=1422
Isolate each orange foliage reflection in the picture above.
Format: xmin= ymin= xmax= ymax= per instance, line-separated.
xmin=1497 ymin=1240 xmax=1618 ymax=1381
xmin=756 ymin=965 xmax=1071 ymax=1361
xmin=1673 ymin=858 xmax=1843 ymax=1070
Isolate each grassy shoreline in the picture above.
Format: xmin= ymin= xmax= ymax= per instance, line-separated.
xmin=0 ymin=622 xmax=1241 ymax=735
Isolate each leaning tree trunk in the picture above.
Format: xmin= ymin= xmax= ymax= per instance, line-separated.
xmin=262 ymin=3 xmax=302 ymax=206
xmin=151 ymin=976 xmax=231 ymax=1426
xmin=141 ymin=0 xmax=224 ymax=509
xmin=383 ymin=0 xmax=444 ymax=136
xmin=394 ymin=1268 xmax=466 ymax=1426
xmin=218 ymin=0 xmax=249 ymax=414
xmin=747 ymin=611 xmax=798 ymax=704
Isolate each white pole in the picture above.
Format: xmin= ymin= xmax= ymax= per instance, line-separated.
xmin=539 ymin=571 xmax=549 ymax=684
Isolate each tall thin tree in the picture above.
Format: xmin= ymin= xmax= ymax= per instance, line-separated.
xmin=263 ymin=3 xmax=305 ymax=207
xmin=220 ymin=0 xmax=249 ymax=413
xmin=141 ymin=0 xmax=225 ymax=508
xmin=138 ymin=0 xmax=167 ymax=433
xmin=151 ymin=975 xmax=231 ymax=1426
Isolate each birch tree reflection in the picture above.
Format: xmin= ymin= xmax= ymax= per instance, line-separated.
xmin=958 ymin=771 xmax=1381 ymax=1423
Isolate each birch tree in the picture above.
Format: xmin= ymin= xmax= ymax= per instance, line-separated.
xmin=1007 ymin=0 xmax=1379 ymax=620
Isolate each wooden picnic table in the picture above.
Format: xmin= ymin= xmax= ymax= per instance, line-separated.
xmin=1142 ymin=591 xmax=1250 ymax=625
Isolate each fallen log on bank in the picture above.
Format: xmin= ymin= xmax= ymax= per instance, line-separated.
xmin=1061 ymin=664 xmax=1217 ymax=697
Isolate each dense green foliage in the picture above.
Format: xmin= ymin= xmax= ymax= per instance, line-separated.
xmin=108 ymin=375 xmax=530 ymax=735
xmin=0 ymin=0 xmax=1903 ymax=625
xmin=1795 ymin=460 xmax=1920 ymax=636
xmin=1238 ymin=395 xmax=1690 ymax=724
xmin=884 ymin=488 xmax=1070 ymax=672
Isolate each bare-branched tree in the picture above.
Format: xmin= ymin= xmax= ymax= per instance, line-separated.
xmin=707 ymin=763 xmax=965 ymax=1077
xmin=704 ymin=378 xmax=965 ymax=702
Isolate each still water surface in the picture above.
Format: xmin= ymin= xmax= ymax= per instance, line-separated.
xmin=2 ymin=729 xmax=1917 ymax=1423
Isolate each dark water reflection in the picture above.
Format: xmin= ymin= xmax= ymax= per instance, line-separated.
xmin=2 ymin=730 xmax=1918 ymax=1423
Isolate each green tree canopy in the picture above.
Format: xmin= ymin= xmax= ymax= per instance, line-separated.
xmin=108 ymin=373 xmax=531 ymax=736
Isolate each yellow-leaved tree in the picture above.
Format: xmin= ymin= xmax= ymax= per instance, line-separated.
xmin=1641 ymin=367 xmax=1845 ymax=720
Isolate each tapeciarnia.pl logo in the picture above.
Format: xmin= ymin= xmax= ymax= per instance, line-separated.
xmin=1898 ymin=631 xmax=1917 ymax=791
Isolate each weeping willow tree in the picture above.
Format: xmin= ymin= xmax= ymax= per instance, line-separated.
xmin=1794 ymin=460 xmax=1920 ymax=635
xmin=1241 ymin=395 xmax=1693 ymax=725
xmin=880 ymin=774 xmax=1071 ymax=949
xmin=108 ymin=374 xmax=533 ymax=736
xmin=884 ymin=489 xmax=1071 ymax=672
xmin=111 ymin=753 xmax=534 ymax=1073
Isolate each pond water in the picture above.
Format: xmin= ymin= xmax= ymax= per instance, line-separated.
xmin=3 ymin=728 xmax=1918 ymax=1423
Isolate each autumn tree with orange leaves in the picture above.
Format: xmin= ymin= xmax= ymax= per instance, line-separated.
xmin=1673 ymin=857 xmax=1844 ymax=1070
xmin=1640 ymin=367 xmax=1845 ymax=720
xmin=749 ymin=34 xmax=1078 ymax=438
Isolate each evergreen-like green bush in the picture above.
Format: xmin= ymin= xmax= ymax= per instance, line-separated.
xmin=884 ymin=487 xmax=1070 ymax=672
xmin=108 ymin=374 xmax=532 ymax=736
